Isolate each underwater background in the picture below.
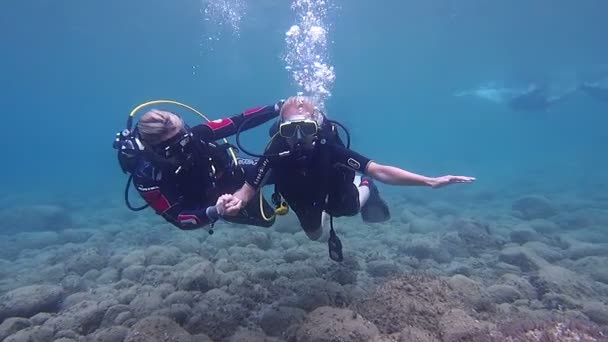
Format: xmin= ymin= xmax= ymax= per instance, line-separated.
xmin=2 ymin=0 xmax=607 ymax=198
xmin=1 ymin=0 xmax=608 ymax=341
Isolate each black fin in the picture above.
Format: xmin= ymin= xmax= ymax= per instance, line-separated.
xmin=361 ymin=178 xmax=391 ymax=223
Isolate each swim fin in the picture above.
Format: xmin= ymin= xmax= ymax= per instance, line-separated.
xmin=360 ymin=176 xmax=391 ymax=223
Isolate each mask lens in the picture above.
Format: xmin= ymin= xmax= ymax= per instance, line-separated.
xmin=280 ymin=121 xmax=317 ymax=138
xmin=299 ymin=122 xmax=317 ymax=136
xmin=279 ymin=123 xmax=297 ymax=138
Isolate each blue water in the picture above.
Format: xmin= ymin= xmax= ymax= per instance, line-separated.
xmin=3 ymin=3 xmax=608 ymax=340
xmin=1 ymin=0 xmax=607 ymax=201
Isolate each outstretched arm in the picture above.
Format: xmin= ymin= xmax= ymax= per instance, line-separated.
xmin=191 ymin=100 xmax=283 ymax=141
xmin=366 ymin=162 xmax=433 ymax=186
xmin=221 ymin=154 xmax=274 ymax=216
xmin=365 ymin=161 xmax=475 ymax=188
xmin=134 ymin=175 xmax=225 ymax=230
xmin=331 ymin=144 xmax=475 ymax=188
xmin=234 ymin=182 xmax=257 ymax=204
xmin=219 ymin=182 xmax=257 ymax=216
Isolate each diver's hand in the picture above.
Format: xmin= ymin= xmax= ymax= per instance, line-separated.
xmin=225 ymin=197 xmax=245 ymax=216
xmin=428 ymin=175 xmax=476 ymax=188
xmin=217 ymin=194 xmax=244 ymax=216
xmin=214 ymin=195 xmax=233 ymax=216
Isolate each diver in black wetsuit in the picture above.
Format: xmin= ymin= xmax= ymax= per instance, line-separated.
xmin=507 ymin=83 xmax=577 ymax=112
xmin=220 ymin=96 xmax=476 ymax=261
xmin=581 ymin=81 xmax=608 ymax=103
xmin=112 ymin=102 xmax=283 ymax=231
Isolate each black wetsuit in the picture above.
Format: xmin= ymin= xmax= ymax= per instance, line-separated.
xmin=508 ymin=87 xmax=551 ymax=111
xmin=508 ymin=84 xmax=579 ymax=111
xmin=133 ymin=104 xmax=279 ymax=230
xmin=247 ymin=124 xmax=372 ymax=233
xmin=581 ymin=83 xmax=608 ymax=102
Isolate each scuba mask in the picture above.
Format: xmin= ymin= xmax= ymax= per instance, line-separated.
xmin=114 ymin=123 xmax=197 ymax=176
xmin=146 ymin=128 xmax=196 ymax=173
xmin=279 ymin=118 xmax=320 ymax=152
xmin=278 ymin=119 xmax=318 ymax=138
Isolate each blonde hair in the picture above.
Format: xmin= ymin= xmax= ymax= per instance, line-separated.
xmin=137 ymin=109 xmax=184 ymax=145
xmin=280 ymin=95 xmax=324 ymax=125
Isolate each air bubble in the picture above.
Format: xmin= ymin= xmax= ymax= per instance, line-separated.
xmin=283 ymin=0 xmax=337 ymax=110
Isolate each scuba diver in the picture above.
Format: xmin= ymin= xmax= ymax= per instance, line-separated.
xmin=580 ymin=81 xmax=608 ymax=103
xmin=113 ymin=101 xmax=284 ymax=231
xmin=220 ymin=95 xmax=476 ymax=261
xmin=456 ymin=82 xmax=578 ymax=112
xmin=506 ymin=83 xmax=576 ymax=112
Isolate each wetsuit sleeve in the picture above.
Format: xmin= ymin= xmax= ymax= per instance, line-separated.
xmin=330 ymin=144 xmax=373 ymax=174
xmin=245 ymin=157 xmax=273 ymax=191
xmin=134 ymin=176 xmax=218 ymax=230
xmin=244 ymin=137 xmax=284 ymax=190
xmin=190 ymin=102 xmax=282 ymax=141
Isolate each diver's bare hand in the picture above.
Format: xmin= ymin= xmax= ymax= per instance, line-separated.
xmin=225 ymin=195 xmax=242 ymax=210
xmin=215 ymin=194 xmax=233 ymax=216
xmin=217 ymin=194 xmax=244 ymax=216
xmin=225 ymin=199 xmax=244 ymax=216
xmin=428 ymin=175 xmax=476 ymax=188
